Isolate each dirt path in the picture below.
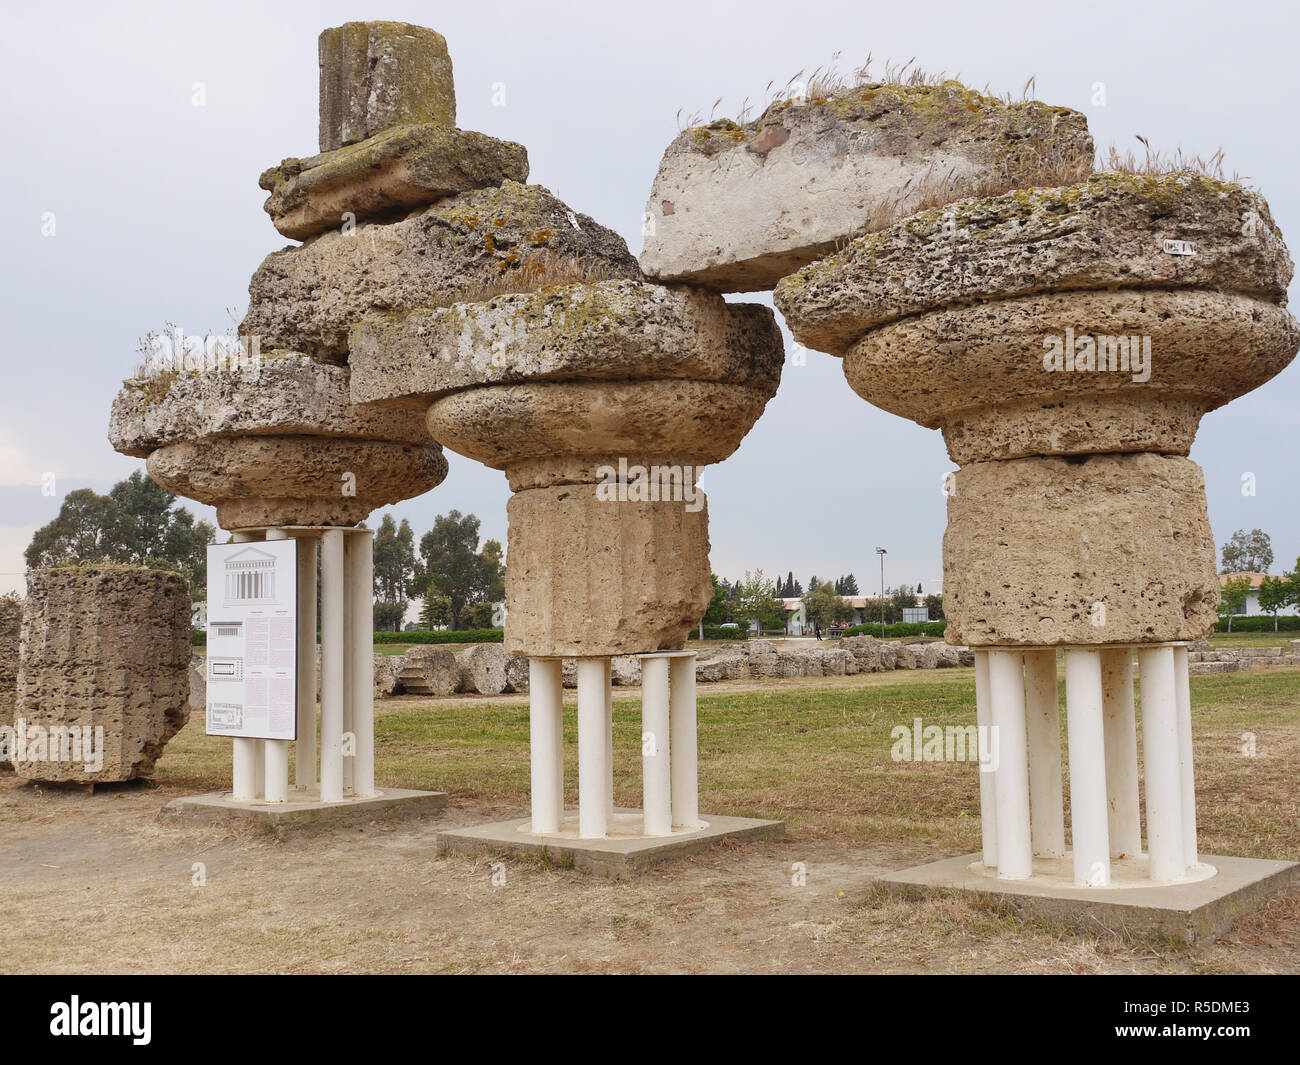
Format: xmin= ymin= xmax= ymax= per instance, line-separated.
xmin=1 ymin=774 xmax=1294 ymax=974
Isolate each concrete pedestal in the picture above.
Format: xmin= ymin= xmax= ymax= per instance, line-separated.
xmin=159 ymin=786 xmax=447 ymax=836
xmin=436 ymin=808 xmax=785 ymax=877
xmin=875 ymin=852 xmax=1298 ymax=945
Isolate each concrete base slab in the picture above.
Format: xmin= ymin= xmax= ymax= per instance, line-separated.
xmin=159 ymin=786 xmax=447 ymax=836
xmin=437 ymin=807 xmax=785 ymax=877
xmin=876 ymin=851 xmax=1299 ymax=945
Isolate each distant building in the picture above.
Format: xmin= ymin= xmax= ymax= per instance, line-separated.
xmin=1219 ymin=572 xmax=1282 ymax=616
xmin=780 ymin=595 xmax=872 ymax=635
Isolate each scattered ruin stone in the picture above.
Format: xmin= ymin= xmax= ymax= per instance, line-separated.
xmin=398 ymin=646 xmax=459 ymax=696
xmin=610 ymin=655 xmax=642 ymax=687
xmin=943 ymin=454 xmax=1219 ymax=646
xmin=243 ymin=181 xmax=641 ymax=361
xmin=262 ymin=124 xmax=529 ymax=241
xmin=456 ymin=643 xmax=507 ymax=695
xmin=641 ymin=81 xmax=1092 ymax=291
xmin=319 ymin=22 xmax=456 ymax=152
xmin=14 ymin=567 xmax=189 ymax=784
xmin=374 ymin=652 xmax=403 ymax=697
xmin=503 ymin=652 xmax=530 ymax=693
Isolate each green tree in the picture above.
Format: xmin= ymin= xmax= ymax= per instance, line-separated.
xmin=1220 ymin=528 xmax=1273 ymax=574
xmin=373 ymin=514 xmax=418 ymax=631
xmin=24 ymin=472 xmax=215 ymax=596
xmin=374 ymin=602 xmax=405 ymax=632
xmin=416 ymin=510 xmax=502 ymax=629
xmin=1217 ymin=575 xmax=1251 ymax=632
xmin=702 ymin=574 xmax=730 ymax=625
xmin=835 ymin=573 xmax=859 ymax=595
xmin=733 ymin=569 xmax=784 ymax=633
xmin=923 ymin=593 xmax=945 ymax=621
xmin=462 ymin=601 xmax=496 ymax=629
xmin=1257 ymin=576 xmax=1288 ymax=632
xmin=806 ymin=580 xmax=853 ymax=631
xmin=418 ymin=593 xmax=452 ymax=629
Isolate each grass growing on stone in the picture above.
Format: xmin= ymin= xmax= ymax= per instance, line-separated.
xmin=154 ymin=666 xmax=1300 ymax=861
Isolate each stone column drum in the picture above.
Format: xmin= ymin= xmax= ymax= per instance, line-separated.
xmin=13 ymin=567 xmax=190 ymax=784
xmin=778 ymin=172 xmax=1300 ymax=887
xmin=351 ymin=278 xmax=784 ymax=839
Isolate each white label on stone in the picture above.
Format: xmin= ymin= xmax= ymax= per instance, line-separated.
xmin=1162 ymin=238 xmax=1197 ymax=255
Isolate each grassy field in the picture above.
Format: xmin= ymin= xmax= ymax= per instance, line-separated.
xmin=5 ymin=665 xmax=1298 ymax=973
xmin=154 ymin=665 xmax=1300 ymax=860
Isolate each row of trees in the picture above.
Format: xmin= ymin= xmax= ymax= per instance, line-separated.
xmin=24 ymin=471 xmax=216 ymax=596
xmin=24 ymin=477 xmax=504 ymax=632
xmin=372 ymin=510 xmax=504 ymax=631
xmin=705 ymin=569 xmax=944 ymax=632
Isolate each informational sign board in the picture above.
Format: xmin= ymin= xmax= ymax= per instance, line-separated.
xmin=205 ymin=539 xmax=298 ymax=740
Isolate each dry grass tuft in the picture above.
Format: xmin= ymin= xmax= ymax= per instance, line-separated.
xmin=453 ymin=251 xmax=631 ymax=304
xmin=1100 ymin=135 xmax=1246 ymax=183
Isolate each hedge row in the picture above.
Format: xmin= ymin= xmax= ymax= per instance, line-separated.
xmin=1214 ymin=615 xmax=1300 ymax=633
xmin=374 ymin=628 xmax=504 ymax=644
xmin=842 ymin=621 xmax=948 ymax=638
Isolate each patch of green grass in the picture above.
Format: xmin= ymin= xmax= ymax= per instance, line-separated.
xmin=155 ymin=668 xmax=1300 ymax=861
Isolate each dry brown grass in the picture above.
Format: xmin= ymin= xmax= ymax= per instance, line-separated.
xmin=1100 ymin=135 xmax=1246 ymax=183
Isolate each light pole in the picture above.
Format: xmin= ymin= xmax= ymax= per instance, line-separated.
xmin=876 ymin=547 xmax=887 ymax=637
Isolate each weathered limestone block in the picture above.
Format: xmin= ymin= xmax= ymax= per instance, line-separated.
xmin=776 ymin=174 xmax=1300 ymax=464
xmin=0 ymin=594 xmax=22 ymax=757
xmin=147 ymin=435 xmax=446 ymax=530
xmin=503 ymin=652 xmax=530 ymax=693
xmin=943 ymin=454 xmax=1219 ymax=646
xmin=261 ymin=125 xmax=529 ymax=241
xmin=243 ymin=182 xmax=640 ymax=361
xmin=776 ymin=173 xmax=1292 ymax=354
xmin=109 ymin=359 xmax=448 ymax=530
xmin=14 ymin=567 xmax=189 ymax=783
xmin=426 ymin=379 xmax=776 ymax=491
xmin=841 ymin=635 xmax=882 ymax=672
xmin=319 ymin=22 xmax=455 ymax=152
xmin=350 ymin=280 xmax=783 ymax=407
xmin=374 ymin=652 xmax=403 ymax=697
xmin=641 ymin=81 xmax=1092 ymax=291
xmin=398 ymin=646 xmax=459 ymax=696
xmin=456 ymin=643 xmax=507 ymax=695
xmin=505 ymin=485 xmax=711 ymax=657
xmin=109 ymin=357 xmax=430 ymax=457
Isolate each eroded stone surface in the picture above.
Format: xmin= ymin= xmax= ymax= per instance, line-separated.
xmin=505 ymin=486 xmax=711 ymax=657
xmin=398 ymin=646 xmax=460 ymax=696
xmin=842 ymin=288 xmax=1300 ymax=462
xmin=0 ymin=594 xmax=21 ymax=748
xmin=147 ymin=436 xmax=447 ymax=530
xmin=14 ymin=567 xmax=190 ymax=783
xmin=262 ymin=124 xmax=529 ymax=240
xmin=109 ymin=357 xmax=431 ymax=458
xmin=349 ymin=281 xmax=783 ymax=406
xmin=243 ymin=182 xmax=640 ymax=361
xmin=374 ymin=652 xmax=403 ymax=697
xmin=943 ymin=454 xmax=1219 ymax=646
xmin=456 ymin=643 xmax=506 ymax=695
xmin=777 ymin=173 xmax=1294 ymax=355
xmin=641 ymin=81 xmax=1092 ymax=292
xmin=319 ymin=22 xmax=455 ymax=152
xmin=426 ymin=379 xmax=775 ymax=491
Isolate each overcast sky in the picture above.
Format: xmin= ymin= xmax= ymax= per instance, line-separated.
xmin=1 ymin=0 xmax=1297 ymax=598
